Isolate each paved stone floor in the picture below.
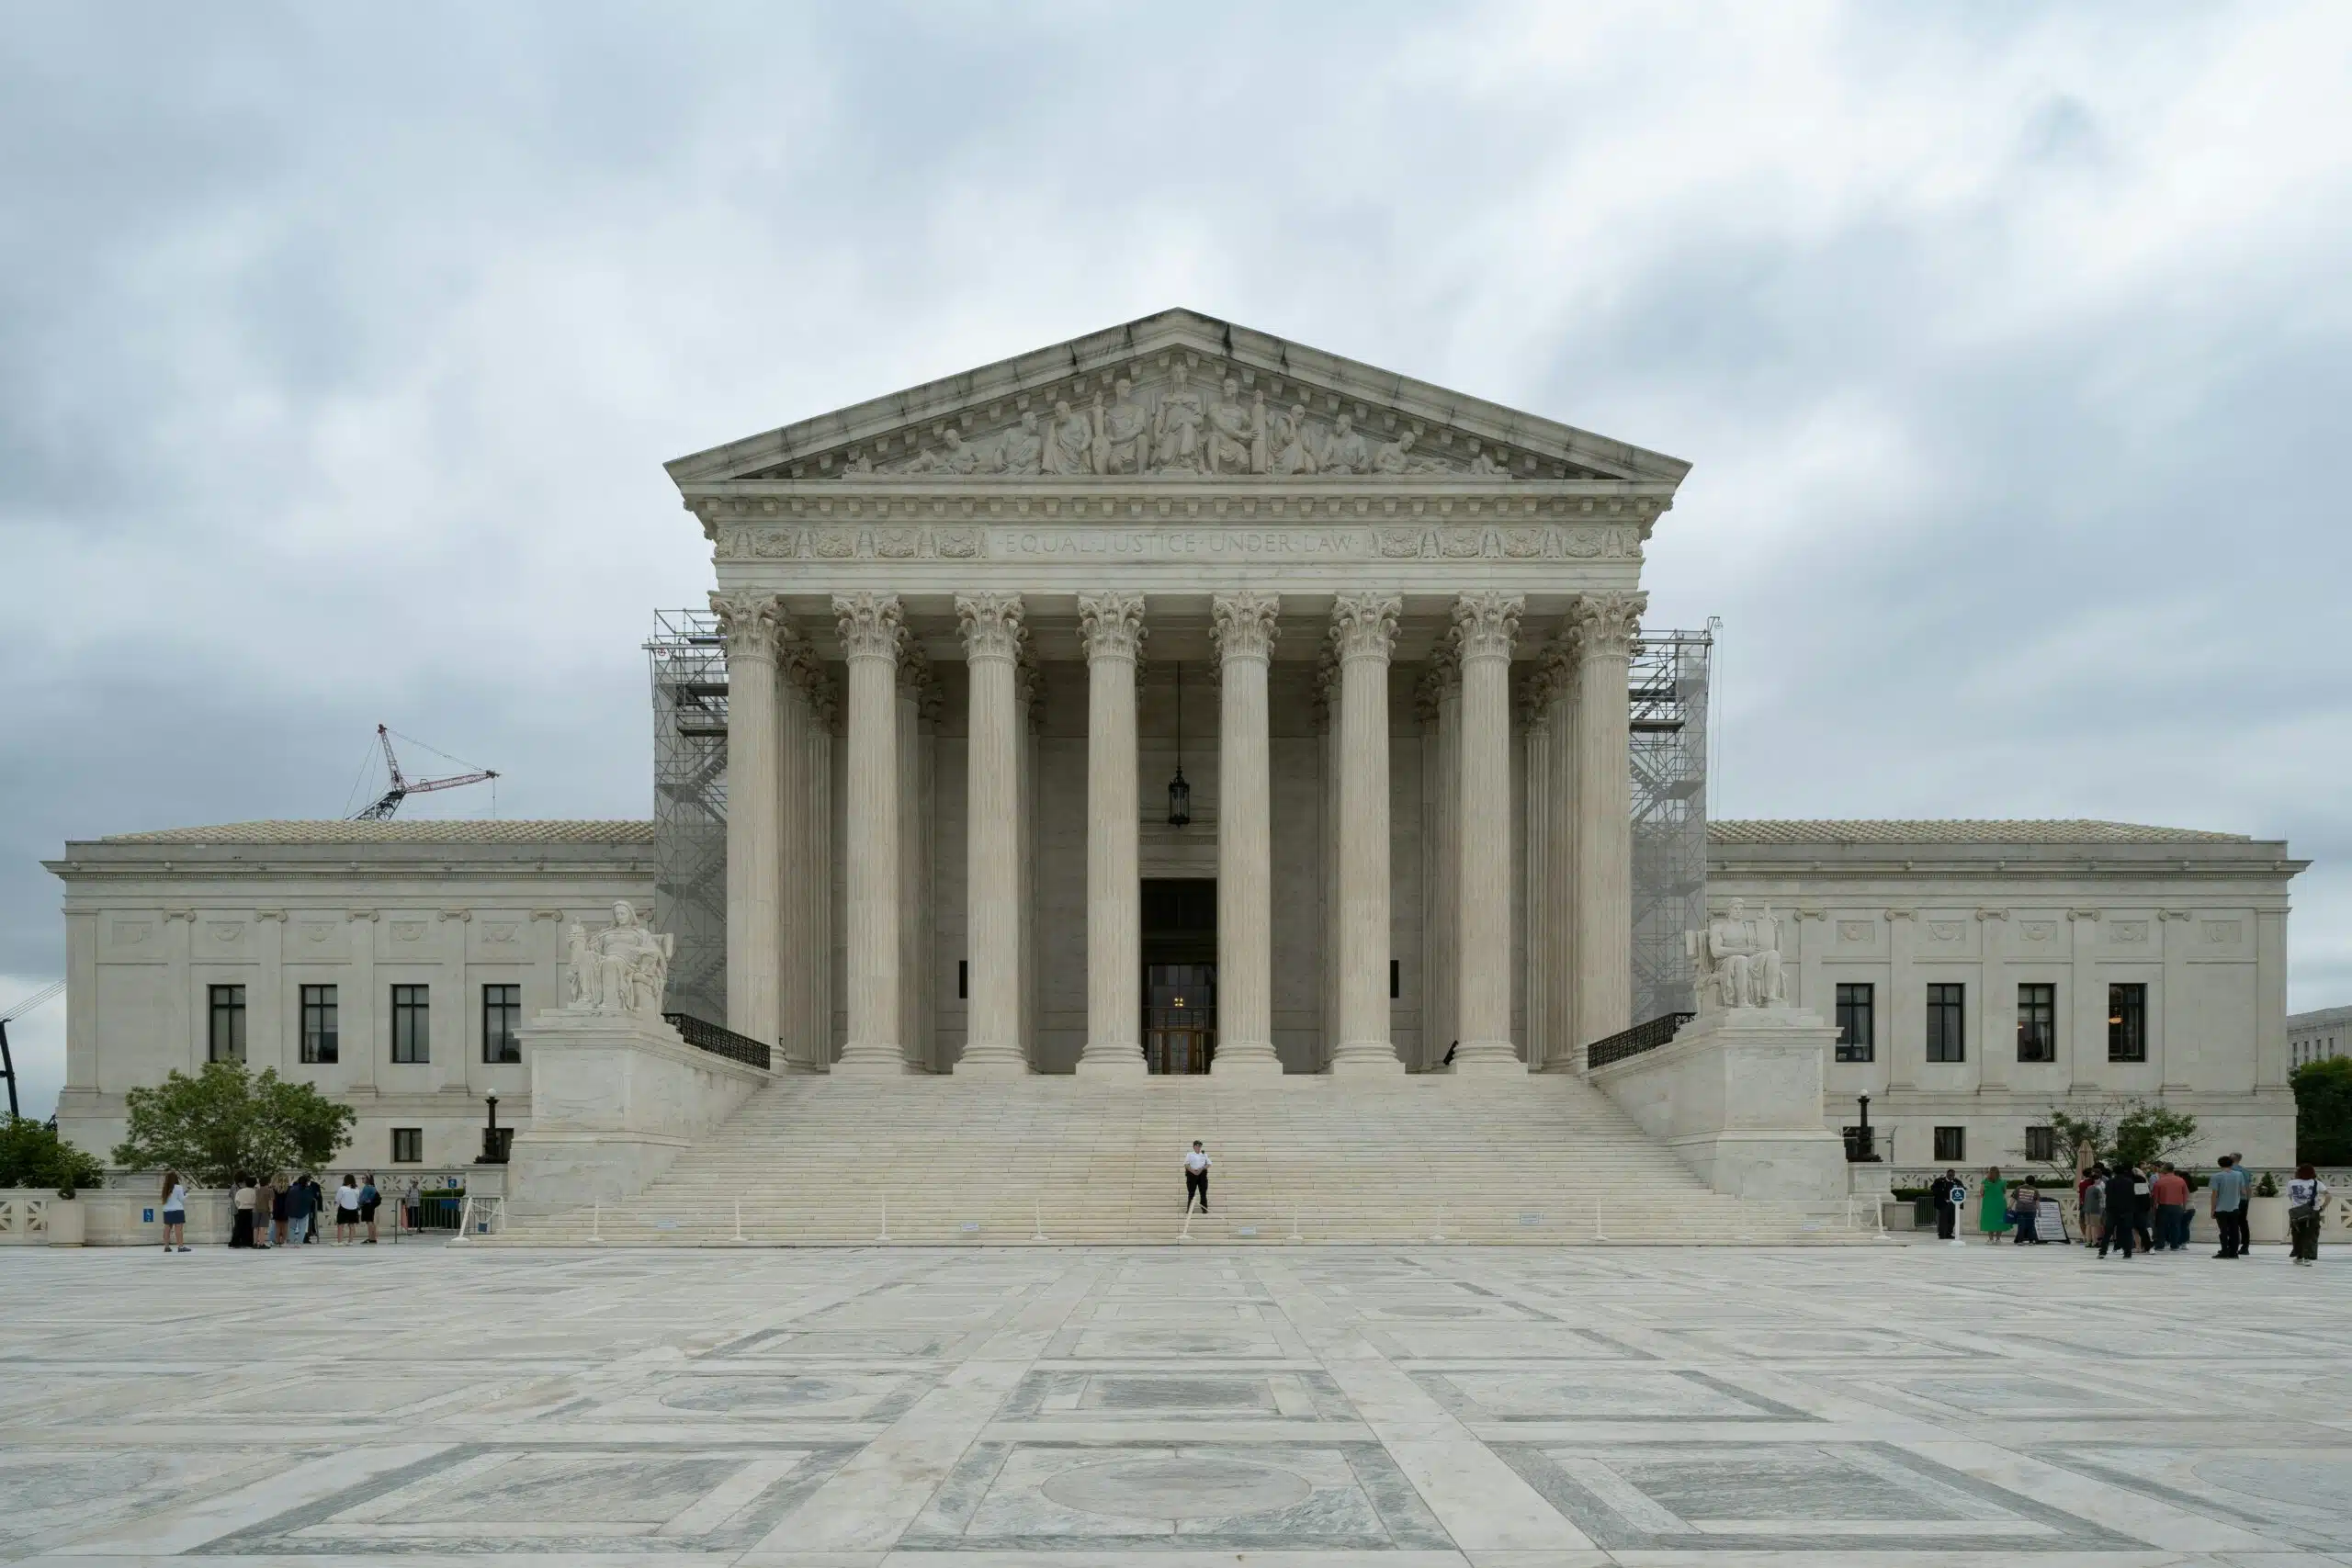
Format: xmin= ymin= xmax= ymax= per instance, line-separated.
xmin=1 ymin=1240 xmax=2346 ymax=1566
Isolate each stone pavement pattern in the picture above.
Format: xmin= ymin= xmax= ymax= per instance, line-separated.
xmin=1 ymin=1243 xmax=2346 ymax=1565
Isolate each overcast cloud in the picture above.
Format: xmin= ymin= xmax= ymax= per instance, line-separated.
xmin=5 ymin=3 xmax=2347 ymax=1120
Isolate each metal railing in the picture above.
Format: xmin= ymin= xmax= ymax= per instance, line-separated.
xmin=1584 ymin=1011 xmax=1694 ymax=1070
xmin=662 ymin=1012 xmax=772 ymax=1071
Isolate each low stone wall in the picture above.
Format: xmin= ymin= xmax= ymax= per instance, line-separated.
xmin=506 ymin=1009 xmax=769 ymax=1210
xmin=1589 ymin=1008 xmax=1849 ymax=1201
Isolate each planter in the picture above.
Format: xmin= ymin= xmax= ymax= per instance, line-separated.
xmin=47 ymin=1197 xmax=85 ymax=1247
xmin=2248 ymin=1194 xmax=2289 ymax=1245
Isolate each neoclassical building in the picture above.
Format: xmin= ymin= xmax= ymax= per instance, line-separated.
xmin=43 ymin=310 xmax=2307 ymax=1188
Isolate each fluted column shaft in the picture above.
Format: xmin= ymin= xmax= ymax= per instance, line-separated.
xmin=1570 ymin=592 xmax=1645 ymax=1053
xmin=957 ymin=593 xmax=1028 ymax=1074
xmin=1522 ymin=697 xmax=1551 ymax=1071
xmin=1330 ymin=592 xmax=1403 ymax=1076
xmin=1453 ymin=592 xmax=1523 ymax=1071
xmin=1212 ymin=592 xmax=1281 ymax=1074
xmin=1078 ymin=593 xmax=1147 ymax=1076
xmin=1544 ymin=643 xmax=1577 ymax=1067
xmin=832 ymin=592 xmax=907 ymax=1074
xmin=713 ymin=592 xmax=784 ymax=1049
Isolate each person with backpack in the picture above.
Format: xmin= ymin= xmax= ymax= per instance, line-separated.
xmin=359 ymin=1173 xmax=382 ymax=1244
xmin=1929 ymin=1169 xmax=1964 ymax=1242
xmin=2288 ymin=1165 xmax=2332 ymax=1266
xmin=2098 ymin=1163 xmax=2141 ymax=1258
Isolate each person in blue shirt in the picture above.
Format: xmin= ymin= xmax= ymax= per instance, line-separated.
xmin=2208 ymin=1154 xmax=2251 ymax=1259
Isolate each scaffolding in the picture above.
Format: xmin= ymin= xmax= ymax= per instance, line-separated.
xmin=646 ymin=609 xmax=729 ymax=1024
xmin=1628 ymin=627 xmax=1712 ymax=1024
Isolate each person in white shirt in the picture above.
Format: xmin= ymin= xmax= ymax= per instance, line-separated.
xmin=1183 ymin=1142 xmax=1211 ymax=1214
xmin=157 ymin=1170 xmax=189 ymax=1253
xmin=2288 ymin=1164 xmax=2332 ymax=1265
xmin=334 ymin=1175 xmax=362 ymax=1245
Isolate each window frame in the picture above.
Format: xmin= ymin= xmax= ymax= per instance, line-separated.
xmin=207 ymin=983 xmax=246 ymax=1063
xmin=2108 ymin=981 xmax=2148 ymax=1063
xmin=1925 ymin=982 xmax=1966 ymax=1063
xmin=2016 ymin=982 xmax=2057 ymax=1064
xmin=300 ymin=983 xmax=340 ymax=1065
xmin=2025 ymin=1124 xmax=2056 ymax=1162
xmin=390 ymin=983 xmax=431 ymax=1064
xmin=390 ymin=1127 xmax=423 ymax=1164
xmin=481 ymin=983 xmax=523 ymax=1065
xmin=1933 ymin=1124 xmax=1966 ymax=1162
xmin=1834 ymin=982 xmax=1874 ymax=1063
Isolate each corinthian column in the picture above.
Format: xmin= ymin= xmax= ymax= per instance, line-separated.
xmin=956 ymin=592 xmax=1028 ymax=1074
xmin=831 ymin=592 xmax=908 ymax=1075
xmin=712 ymin=591 xmax=784 ymax=1049
xmin=1211 ymin=592 xmax=1282 ymax=1075
xmin=1076 ymin=593 xmax=1147 ymax=1075
xmin=1452 ymin=592 xmax=1523 ymax=1073
xmin=1569 ymin=591 xmax=1645 ymax=1051
xmin=1330 ymin=592 xmax=1403 ymax=1077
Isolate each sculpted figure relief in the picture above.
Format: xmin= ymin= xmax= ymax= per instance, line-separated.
xmin=1150 ymin=362 xmax=1207 ymax=472
xmin=868 ymin=367 xmax=1549 ymax=479
xmin=565 ymin=901 xmax=674 ymax=1018
xmin=1696 ymin=898 xmax=1786 ymax=1010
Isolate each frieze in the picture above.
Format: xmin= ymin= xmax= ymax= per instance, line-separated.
xmin=713 ymin=519 xmax=1641 ymax=566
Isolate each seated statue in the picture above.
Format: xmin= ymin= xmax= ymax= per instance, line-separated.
xmin=1698 ymin=898 xmax=1785 ymax=1010
xmin=564 ymin=901 xmax=674 ymax=1017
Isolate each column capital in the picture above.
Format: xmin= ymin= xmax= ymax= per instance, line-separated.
xmin=832 ymin=592 xmax=904 ymax=662
xmin=1329 ymin=592 xmax=1402 ymax=664
xmin=1566 ymin=591 xmax=1645 ymax=661
xmin=1210 ymin=591 xmax=1282 ymax=663
xmin=1077 ymin=592 xmax=1147 ymax=662
xmin=1451 ymin=591 xmax=1523 ymax=665
xmin=709 ymin=590 xmax=786 ymax=663
xmin=956 ymin=592 xmax=1026 ymax=664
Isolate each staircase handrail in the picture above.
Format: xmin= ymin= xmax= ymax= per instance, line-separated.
xmin=1584 ymin=1010 xmax=1695 ymax=1071
xmin=661 ymin=1012 xmax=773 ymax=1071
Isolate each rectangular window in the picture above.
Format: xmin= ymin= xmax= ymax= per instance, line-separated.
xmin=957 ymin=960 xmax=967 ymax=1000
xmin=1933 ymin=1124 xmax=1966 ymax=1162
xmin=1926 ymin=983 xmax=1966 ymax=1063
xmin=1834 ymin=983 xmax=1874 ymax=1062
xmin=207 ymin=984 xmax=246 ymax=1063
xmin=390 ymin=984 xmax=431 ymax=1063
xmin=390 ymin=1127 xmax=423 ymax=1164
xmin=1390 ymin=959 xmax=1400 ymax=1000
xmin=300 ymin=984 xmax=339 ymax=1064
xmin=481 ymin=983 xmax=522 ymax=1064
xmin=2017 ymin=983 xmax=2056 ymax=1063
xmin=2025 ymin=1124 xmax=2056 ymax=1162
xmin=2109 ymin=981 xmax=2147 ymax=1063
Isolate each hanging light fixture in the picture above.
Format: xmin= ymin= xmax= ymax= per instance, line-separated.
xmin=1167 ymin=661 xmax=1192 ymax=827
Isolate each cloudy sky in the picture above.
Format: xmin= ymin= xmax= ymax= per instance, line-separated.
xmin=4 ymin=4 xmax=2346 ymax=1119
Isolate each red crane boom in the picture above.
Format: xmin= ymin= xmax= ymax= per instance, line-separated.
xmin=352 ymin=725 xmax=498 ymax=820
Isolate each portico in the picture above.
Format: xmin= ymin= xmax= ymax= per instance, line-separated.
xmin=673 ymin=310 xmax=1683 ymax=1076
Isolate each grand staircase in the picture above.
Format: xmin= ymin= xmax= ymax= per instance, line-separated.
xmin=495 ymin=1069 xmax=1871 ymax=1246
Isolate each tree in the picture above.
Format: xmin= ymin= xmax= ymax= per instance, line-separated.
xmin=111 ymin=1061 xmax=356 ymax=1186
xmin=2021 ymin=1099 xmax=2199 ymax=1178
xmin=0 ymin=1117 xmax=106 ymax=1195
xmin=2292 ymin=1056 xmax=2352 ymax=1166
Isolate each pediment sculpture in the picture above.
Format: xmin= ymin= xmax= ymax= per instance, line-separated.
xmin=564 ymin=900 xmax=674 ymax=1019
xmin=1688 ymin=898 xmax=1787 ymax=1011
xmin=855 ymin=363 xmax=1532 ymax=482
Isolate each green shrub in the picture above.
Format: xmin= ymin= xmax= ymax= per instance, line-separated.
xmin=111 ymin=1061 xmax=355 ymax=1186
xmin=0 ymin=1117 xmax=106 ymax=1195
xmin=2291 ymin=1056 xmax=2352 ymax=1166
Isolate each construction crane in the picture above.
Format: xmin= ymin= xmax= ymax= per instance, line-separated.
xmin=352 ymin=726 xmax=499 ymax=821
xmin=0 ymin=977 xmax=64 ymax=1120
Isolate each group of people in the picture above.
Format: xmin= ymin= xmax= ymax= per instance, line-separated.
xmin=1925 ymin=1153 xmax=2331 ymax=1262
xmin=153 ymin=1169 xmax=384 ymax=1250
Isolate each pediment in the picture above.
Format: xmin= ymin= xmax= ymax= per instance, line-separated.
xmin=666 ymin=309 xmax=1690 ymax=490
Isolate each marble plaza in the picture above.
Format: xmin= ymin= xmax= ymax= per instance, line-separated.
xmin=3 ymin=1241 xmax=2348 ymax=1564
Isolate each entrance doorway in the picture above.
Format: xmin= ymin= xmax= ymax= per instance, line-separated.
xmin=1142 ymin=879 xmax=1215 ymax=1075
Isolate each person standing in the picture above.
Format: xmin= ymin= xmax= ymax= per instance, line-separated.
xmin=230 ymin=1174 xmax=256 ymax=1248
xmin=2210 ymin=1154 xmax=2251 ymax=1258
xmin=2131 ymin=1167 xmax=2155 ymax=1253
xmin=1930 ymin=1169 xmax=1964 ymax=1243
xmin=334 ymin=1174 xmax=361 ymax=1244
xmin=2099 ymin=1163 xmax=2139 ymax=1258
xmin=2081 ymin=1165 xmax=2108 ymax=1251
xmin=1979 ymin=1168 xmax=2011 ymax=1244
xmin=359 ymin=1173 xmax=381 ymax=1244
xmin=287 ymin=1172 xmax=314 ymax=1247
xmin=305 ymin=1175 xmax=326 ymax=1242
xmin=2287 ymin=1164 xmax=2331 ymax=1266
xmin=2011 ymin=1182 xmax=2043 ymax=1243
xmin=252 ymin=1173 xmax=277 ymax=1249
xmin=2151 ymin=1164 xmax=2190 ymax=1252
xmin=1183 ymin=1141 xmax=1211 ymax=1215
xmin=158 ymin=1169 xmax=189 ymax=1253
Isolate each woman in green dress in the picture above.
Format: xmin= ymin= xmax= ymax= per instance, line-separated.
xmin=1980 ymin=1167 xmax=2011 ymax=1242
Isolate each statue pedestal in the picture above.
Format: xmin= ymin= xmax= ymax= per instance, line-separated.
xmin=1588 ymin=1007 xmax=1848 ymax=1202
xmin=506 ymin=1009 xmax=770 ymax=1210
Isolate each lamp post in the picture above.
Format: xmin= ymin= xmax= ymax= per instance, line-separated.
xmin=1851 ymin=1093 xmax=1877 ymax=1162
xmin=479 ymin=1094 xmax=508 ymax=1165
xmin=1166 ymin=661 xmax=1191 ymax=827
